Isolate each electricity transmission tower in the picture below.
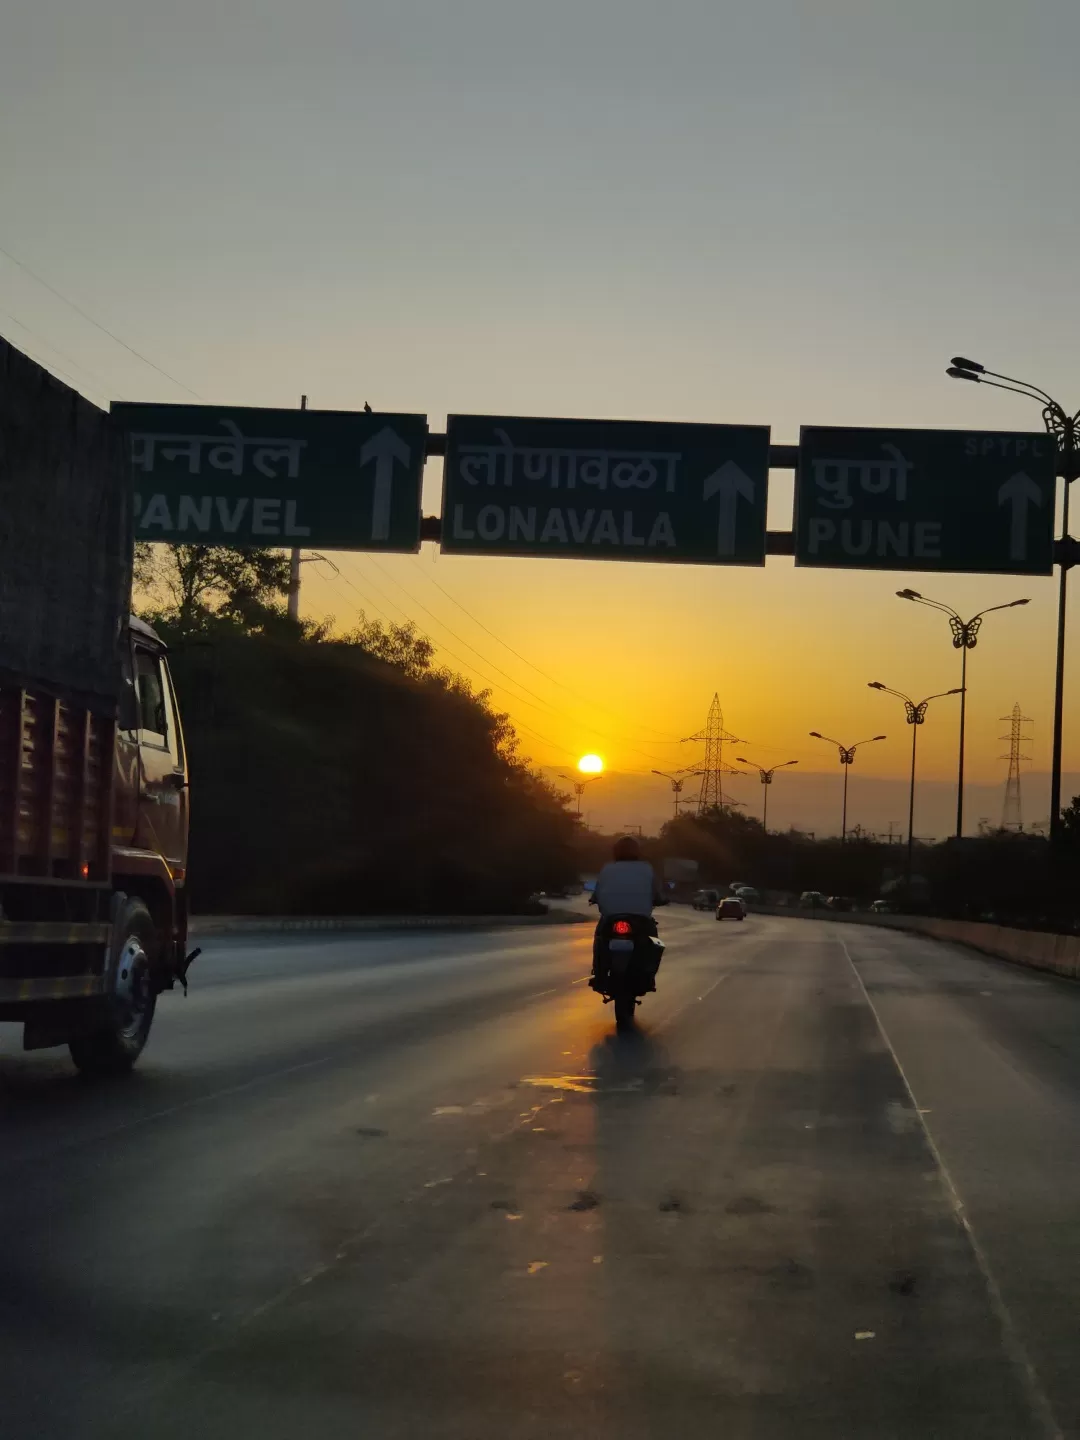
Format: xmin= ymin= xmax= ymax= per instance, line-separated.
xmin=683 ymin=694 xmax=745 ymax=814
xmin=999 ymin=702 xmax=1033 ymax=831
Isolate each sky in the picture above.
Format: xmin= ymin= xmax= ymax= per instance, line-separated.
xmin=4 ymin=0 xmax=1080 ymax=836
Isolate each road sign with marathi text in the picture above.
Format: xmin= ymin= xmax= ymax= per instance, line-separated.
xmin=111 ymin=404 xmax=428 ymax=551
xmin=441 ymin=415 xmax=770 ymax=565
xmin=794 ymin=426 xmax=1056 ymax=575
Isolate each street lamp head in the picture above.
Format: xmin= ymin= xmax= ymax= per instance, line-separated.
xmin=808 ymin=731 xmax=822 ymax=738
xmin=950 ymin=356 xmax=985 ymax=373
xmin=1011 ymin=598 xmax=1031 ymax=607
xmin=947 ymin=366 xmax=980 ymax=383
xmin=735 ymin=757 xmax=752 ymax=765
xmin=868 ymin=681 xmax=885 ymax=690
xmin=896 ymin=588 xmax=922 ymax=600
xmin=873 ymin=734 xmax=887 ymax=741
xmin=946 ymin=687 xmax=964 ymax=696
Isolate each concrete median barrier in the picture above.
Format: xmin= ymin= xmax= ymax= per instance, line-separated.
xmin=750 ymin=904 xmax=1080 ymax=980
xmin=188 ymin=908 xmax=589 ymax=938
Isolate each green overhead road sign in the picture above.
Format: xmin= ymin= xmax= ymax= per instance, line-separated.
xmin=795 ymin=426 xmax=1056 ymax=576
xmin=441 ymin=415 xmax=770 ymax=565
xmin=111 ymin=404 xmax=427 ymax=551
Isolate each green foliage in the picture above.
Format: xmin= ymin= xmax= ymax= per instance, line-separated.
xmin=134 ymin=541 xmax=295 ymax=637
xmin=656 ymin=807 xmax=1078 ymax=930
xmin=163 ymin=623 xmax=576 ymax=915
xmin=1061 ymin=795 xmax=1080 ymax=847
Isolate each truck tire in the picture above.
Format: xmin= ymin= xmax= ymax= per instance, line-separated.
xmin=69 ymin=898 xmax=158 ymax=1076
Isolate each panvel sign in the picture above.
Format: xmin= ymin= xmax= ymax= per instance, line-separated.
xmin=111 ymin=404 xmax=427 ymax=551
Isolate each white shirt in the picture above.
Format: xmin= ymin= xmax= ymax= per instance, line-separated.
xmin=593 ymin=860 xmax=659 ymax=917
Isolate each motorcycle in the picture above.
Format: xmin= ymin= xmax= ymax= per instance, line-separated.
xmin=591 ymin=913 xmax=665 ymax=1030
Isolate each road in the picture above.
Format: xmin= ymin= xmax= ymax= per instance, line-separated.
xmin=2 ymin=907 xmax=1080 ymax=1439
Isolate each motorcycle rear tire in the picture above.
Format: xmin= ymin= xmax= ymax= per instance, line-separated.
xmin=614 ymin=991 xmax=636 ymax=1031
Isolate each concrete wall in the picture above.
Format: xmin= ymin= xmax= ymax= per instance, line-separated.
xmin=751 ymin=905 xmax=1080 ymax=981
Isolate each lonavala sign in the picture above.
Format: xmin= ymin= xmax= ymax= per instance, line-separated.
xmin=111 ymin=404 xmax=428 ymax=551
xmin=440 ymin=415 xmax=771 ymax=565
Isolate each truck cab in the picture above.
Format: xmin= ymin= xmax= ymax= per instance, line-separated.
xmin=0 ymin=617 xmax=191 ymax=1072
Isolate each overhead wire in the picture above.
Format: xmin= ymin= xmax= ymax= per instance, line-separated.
xmin=365 ymin=556 xmax=682 ymax=769
xmin=408 ymin=557 xmax=679 ymax=741
xmin=328 ymin=561 xmax=578 ymax=756
xmin=0 ymin=241 xmax=203 ymax=398
xmin=0 ymin=307 xmax=128 ymax=405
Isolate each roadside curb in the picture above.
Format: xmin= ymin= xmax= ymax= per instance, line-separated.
xmin=189 ymin=909 xmax=589 ymax=938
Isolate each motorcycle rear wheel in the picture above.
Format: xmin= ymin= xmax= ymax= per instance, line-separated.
xmin=613 ymin=991 xmax=637 ymax=1031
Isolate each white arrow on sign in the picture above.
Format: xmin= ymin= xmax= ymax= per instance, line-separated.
xmin=360 ymin=426 xmax=412 ymax=541
xmin=997 ymin=471 xmax=1044 ymax=562
xmin=703 ymin=461 xmax=755 ymax=557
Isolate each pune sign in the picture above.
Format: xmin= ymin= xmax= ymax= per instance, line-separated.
xmin=794 ymin=426 xmax=1056 ymax=575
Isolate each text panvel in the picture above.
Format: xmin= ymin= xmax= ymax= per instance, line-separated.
xmin=136 ymin=493 xmax=311 ymax=537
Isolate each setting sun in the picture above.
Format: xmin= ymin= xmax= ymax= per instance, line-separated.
xmin=578 ymin=754 xmax=604 ymax=775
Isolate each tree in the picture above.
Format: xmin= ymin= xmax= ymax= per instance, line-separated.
xmin=167 ymin=628 xmax=575 ymax=914
xmin=341 ymin=615 xmax=436 ymax=680
xmin=1061 ymin=795 xmax=1080 ymax=847
xmin=135 ymin=542 xmax=293 ymax=636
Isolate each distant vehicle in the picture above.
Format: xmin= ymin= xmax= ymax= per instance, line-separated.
xmin=692 ymin=888 xmax=720 ymax=910
xmin=799 ymin=891 xmax=829 ymax=909
xmin=735 ymin=886 xmax=761 ymax=904
xmin=827 ymin=896 xmax=854 ymax=912
xmin=716 ymin=896 xmax=746 ymax=921
xmin=869 ymin=899 xmax=892 ymax=914
xmin=727 ymin=881 xmax=752 ymax=895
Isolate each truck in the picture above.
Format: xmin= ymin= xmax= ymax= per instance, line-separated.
xmin=0 ymin=337 xmax=194 ymax=1074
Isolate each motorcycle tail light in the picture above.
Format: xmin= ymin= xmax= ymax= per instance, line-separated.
xmin=613 ymin=920 xmax=632 ymax=935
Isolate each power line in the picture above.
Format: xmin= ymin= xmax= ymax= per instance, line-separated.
xmin=330 ymin=562 xmax=578 ymax=752
xmin=366 ymin=557 xmax=573 ymax=720
xmin=409 ymin=558 xmax=677 ymax=741
xmin=0 ymin=308 xmax=128 ymax=404
xmin=369 ymin=558 xmax=680 ymax=769
xmin=289 ymin=569 xmax=574 ymax=770
xmin=0 ymin=241 xmax=203 ymax=398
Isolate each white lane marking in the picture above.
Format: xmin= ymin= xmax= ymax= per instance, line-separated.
xmin=839 ymin=933 xmax=1062 ymax=1440
xmin=654 ymin=971 xmax=733 ymax=1034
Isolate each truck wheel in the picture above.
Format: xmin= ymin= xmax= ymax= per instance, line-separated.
xmin=69 ymin=898 xmax=158 ymax=1077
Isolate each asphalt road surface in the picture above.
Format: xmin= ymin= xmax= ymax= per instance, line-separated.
xmin=2 ymin=907 xmax=1080 ymax=1439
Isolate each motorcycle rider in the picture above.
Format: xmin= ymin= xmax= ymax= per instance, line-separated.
xmin=589 ymin=836 xmax=667 ymax=991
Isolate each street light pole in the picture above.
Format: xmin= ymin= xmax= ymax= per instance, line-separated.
xmin=807 ymin=733 xmax=886 ymax=841
xmin=559 ymin=774 xmax=602 ymax=817
xmin=947 ymin=357 xmax=1078 ymax=841
xmin=895 ymin=589 xmax=1029 ymax=840
xmin=734 ymin=758 xmax=797 ymax=833
xmin=867 ymin=684 xmax=962 ymax=884
xmin=651 ymin=769 xmax=700 ymax=819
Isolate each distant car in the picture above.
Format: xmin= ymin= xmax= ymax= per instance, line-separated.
xmin=692 ymin=889 xmax=720 ymax=910
xmin=827 ymin=895 xmax=853 ymax=912
xmin=716 ymin=896 xmax=746 ymax=921
xmin=799 ymin=890 xmax=828 ymax=909
xmin=869 ymin=899 xmax=892 ymax=914
xmin=735 ymin=886 xmax=761 ymax=905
